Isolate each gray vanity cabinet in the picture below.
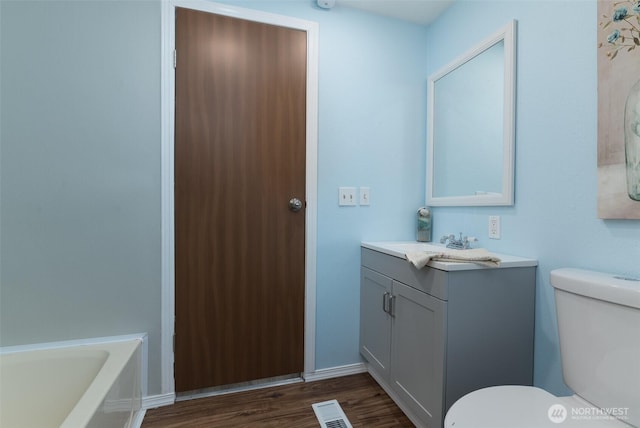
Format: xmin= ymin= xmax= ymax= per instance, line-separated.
xmin=360 ymin=245 xmax=536 ymax=428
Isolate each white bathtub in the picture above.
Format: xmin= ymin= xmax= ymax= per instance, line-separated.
xmin=0 ymin=337 xmax=143 ymax=428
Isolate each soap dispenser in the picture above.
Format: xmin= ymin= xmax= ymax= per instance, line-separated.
xmin=417 ymin=207 xmax=432 ymax=242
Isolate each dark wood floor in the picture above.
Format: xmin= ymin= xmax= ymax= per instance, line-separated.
xmin=142 ymin=373 xmax=414 ymax=427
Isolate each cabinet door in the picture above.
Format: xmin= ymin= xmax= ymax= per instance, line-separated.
xmin=360 ymin=267 xmax=393 ymax=380
xmin=391 ymin=280 xmax=446 ymax=428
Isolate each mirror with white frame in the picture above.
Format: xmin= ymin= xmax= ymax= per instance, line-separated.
xmin=427 ymin=20 xmax=516 ymax=206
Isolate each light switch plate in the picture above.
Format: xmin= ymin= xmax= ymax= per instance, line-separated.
xmin=338 ymin=187 xmax=357 ymax=206
xmin=359 ymin=187 xmax=370 ymax=205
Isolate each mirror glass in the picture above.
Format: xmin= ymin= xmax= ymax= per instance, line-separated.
xmin=427 ymin=20 xmax=516 ymax=206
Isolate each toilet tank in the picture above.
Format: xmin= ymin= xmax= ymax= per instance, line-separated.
xmin=550 ymin=268 xmax=640 ymax=427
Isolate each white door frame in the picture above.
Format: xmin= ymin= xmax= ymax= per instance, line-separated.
xmin=160 ymin=0 xmax=318 ymax=396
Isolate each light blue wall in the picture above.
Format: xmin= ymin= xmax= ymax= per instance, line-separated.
xmin=426 ymin=1 xmax=640 ymax=395
xmin=313 ymin=8 xmax=427 ymax=369
xmin=0 ymin=0 xmax=163 ymax=393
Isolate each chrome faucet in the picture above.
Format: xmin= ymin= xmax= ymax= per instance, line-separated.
xmin=440 ymin=233 xmax=477 ymax=250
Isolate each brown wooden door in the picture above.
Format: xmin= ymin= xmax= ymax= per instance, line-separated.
xmin=174 ymin=7 xmax=307 ymax=393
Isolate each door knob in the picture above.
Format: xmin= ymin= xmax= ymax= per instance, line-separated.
xmin=288 ymin=198 xmax=303 ymax=212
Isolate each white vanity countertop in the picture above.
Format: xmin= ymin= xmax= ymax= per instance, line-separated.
xmin=361 ymin=241 xmax=538 ymax=272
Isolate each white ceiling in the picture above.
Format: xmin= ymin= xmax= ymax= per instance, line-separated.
xmin=336 ymin=0 xmax=454 ymax=26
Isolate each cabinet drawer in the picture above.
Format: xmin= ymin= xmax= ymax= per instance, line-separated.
xmin=361 ymin=247 xmax=449 ymax=300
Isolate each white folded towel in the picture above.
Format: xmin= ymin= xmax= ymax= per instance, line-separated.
xmin=405 ymin=248 xmax=501 ymax=269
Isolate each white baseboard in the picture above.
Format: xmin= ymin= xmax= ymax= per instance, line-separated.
xmin=303 ymin=362 xmax=367 ymax=382
xmin=138 ymin=362 xmax=366 ymax=417
xmin=131 ymin=409 xmax=146 ymax=428
xmin=142 ymin=392 xmax=176 ymax=410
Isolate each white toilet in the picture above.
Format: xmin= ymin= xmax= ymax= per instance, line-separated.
xmin=444 ymin=268 xmax=640 ymax=428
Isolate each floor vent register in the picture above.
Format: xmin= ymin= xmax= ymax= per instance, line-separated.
xmin=312 ymin=399 xmax=353 ymax=428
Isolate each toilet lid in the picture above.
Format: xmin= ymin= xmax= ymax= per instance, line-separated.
xmin=444 ymin=386 xmax=631 ymax=428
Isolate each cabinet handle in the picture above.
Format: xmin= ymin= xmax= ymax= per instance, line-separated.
xmin=382 ymin=292 xmax=390 ymax=314
xmin=388 ymin=294 xmax=396 ymax=317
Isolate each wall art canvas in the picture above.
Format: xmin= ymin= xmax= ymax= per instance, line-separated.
xmin=597 ymin=0 xmax=640 ymax=219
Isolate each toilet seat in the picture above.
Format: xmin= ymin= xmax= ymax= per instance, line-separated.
xmin=444 ymin=385 xmax=631 ymax=428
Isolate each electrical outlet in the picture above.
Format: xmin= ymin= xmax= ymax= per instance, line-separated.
xmin=489 ymin=215 xmax=501 ymax=239
xmin=359 ymin=187 xmax=370 ymax=206
xmin=338 ymin=187 xmax=357 ymax=206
